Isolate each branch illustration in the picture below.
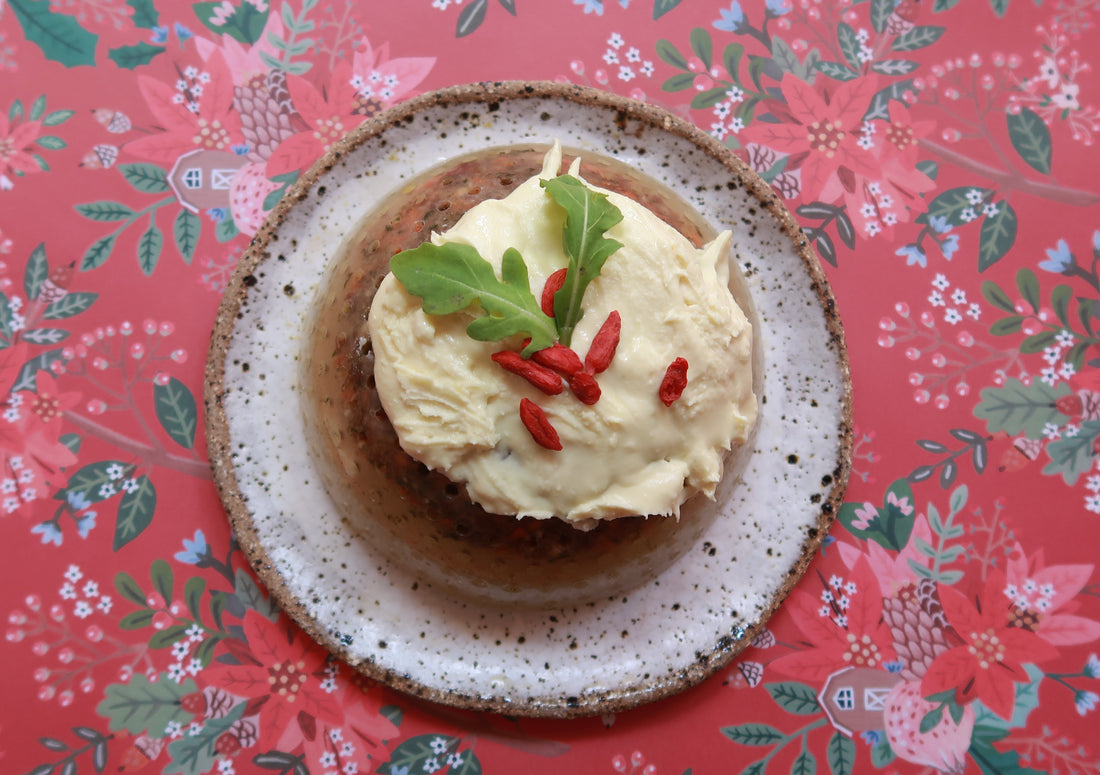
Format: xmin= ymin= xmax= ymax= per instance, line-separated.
xmin=63 ymin=410 xmax=211 ymax=480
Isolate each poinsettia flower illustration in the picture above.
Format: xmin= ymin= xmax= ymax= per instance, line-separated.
xmin=265 ymin=62 xmax=366 ymax=177
xmin=836 ymin=511 xmax=934 ymax=597
xmin=923 ymin=570 xmax=1059 ymax=719
xmin=1004 ymin=543 xmax=1100 ymax=647
xmin=349 ymin=38 xmax=435 ymax=112
xmin=745 ymin=73 xmax=881 ymax=201
xmin=126 ymin=50 xmax=244 ymax=166
xmin=193 ymin=11 xmax=285 ymax=86
xmin=769 ymin=555 xmax=896 ymax=680
xmin=0 ymin=113 xmax=45 ymax=189
xmin=205 ymin=610 xmax=343 ymax=745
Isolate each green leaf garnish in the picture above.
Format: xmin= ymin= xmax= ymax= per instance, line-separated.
xmin=540 ymin=174 xmax=624 ymax=346
xmin=390 ymin=242 xmax=556 ymax=356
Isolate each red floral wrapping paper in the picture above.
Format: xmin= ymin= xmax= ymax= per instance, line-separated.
xmin=2 ymin=0 xmax=1099 ymax=773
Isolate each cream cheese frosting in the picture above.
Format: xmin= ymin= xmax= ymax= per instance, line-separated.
xmin=367 ymin=142 xmax=757 ymax=526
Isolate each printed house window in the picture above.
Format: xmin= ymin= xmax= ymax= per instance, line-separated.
xmin=211 ymin=169 xmax=236 ymax=190
xmin=182 ymin=168 xmax=202 ymax=189
xmin=864 ymin=687 xmax=892 ymax=711
xmin=833 ymin=687 xmax=855 ymax=711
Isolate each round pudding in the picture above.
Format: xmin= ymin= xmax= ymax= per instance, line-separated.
xmin=302 ymin=143 xmax=760 ymax=607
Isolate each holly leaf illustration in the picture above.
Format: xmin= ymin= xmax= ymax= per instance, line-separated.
xmin=541 ymin=174 xmax=624 ymax=346
xmin=1044 ymin=421 xmax=1100 ymax=485
xmin=390 ymin=242 xmax=557 ymax=356
xmin=127 ymin=0 xmax=158 ymax=28
xmin=108 ymin=42 xmax=166 ymax=69
xmin=8 ymin=0 xmax=98 ymax=67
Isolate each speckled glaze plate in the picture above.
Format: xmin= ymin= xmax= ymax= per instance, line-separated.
xmin=205 ymin=82 xmax=852 ymax=718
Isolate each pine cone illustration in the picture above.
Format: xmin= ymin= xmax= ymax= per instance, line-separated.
xmin=234 ymin=71 xmax=305 ymax=163
xmin=883 ymin=579 xmax=955 ymax=681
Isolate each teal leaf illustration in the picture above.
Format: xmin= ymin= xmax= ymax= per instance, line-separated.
xmin=978 ymin=203 xmax=1017 ymax=271
xmin=193 ymin=0 xmax=268 ymax=44
xmin=138 ymin=219 xmax=164 ymax=276
xmin=36 ymin=135 xmax=66 ymax=149
xmin=932 ymin=0 xmax=960 ymax=10
xmin=43 ymin=291 xmax=97 ymax=319
xmin=771 ymin=36 xmax=801 ymax=76
xmin=862 ymin=79 xmax=915 ymax=120
xmin=871 ymin=59 xmax=920 ymax=75
xmin=378 ymin=735 xmax=460 ymax=774
xmin=922 ymin=186 xmax=992 ymax=226
xmin=497 ymin=0 xmax=516 ymax=14
xmin=127 ymin=0 xmax=158 ymax=27
xmin=114 ymin=475 xmax=156 ymax=550
xmin=61 ymin=461 xmax=130 ymax=504
xmin=654 ymin=0 xmax=683 ymax=18
xmin=164 ymin=705 xmax=245 ymax=775
xmin=870 ymin=0 xmax=893 ymax=32
xmin=81 ymin=234 xmax=116 ymax=270
xmin=108 ymin=42 xmax=166 ymax=69
xmin=721 ymin=723 xmax=785 ymax=745
xmin=119 ymin=163 xmax=170 ymax=193
xmin=837 ymin=23 xmax=860 ymax=70
xmin=827 ymin=731 xmax=855 ymax=775
xmin=75 ymin=201 xmax=136 ymax=221
xmin=24 ymin=243 xmax=48 ymax=300
xmin=8 ymin=0 xmax=98 ymax=67
xmin=215 ymin=214 xmax=239 ymax=242
xmin=792 ymin=749 xmax=816 ymax=775
xmin=765 ymin=682 xmax=820 ymax=715
xmin=689 ymin=27 xmax=713 ymax=70
xmin=816 ymin=61 xmax=859 ymax=81
xmin=97 ymin=674 xmax=198 ymax=734
xmin=43 ymin=109 xmax=75 ymax=126
xmin=456 ymin=0 xmax=487 ymax=36
xmin=10 ymin=349 xmax=64 ymax=392
xmin=235 ymin=568 xmax=279 ymax=621
xmin=870 ymin=738 xmax=895 ymax=767
xmin=892 ymin=25 xmax=945 ymax=51
xmin=154 ymin=377 xmax=198 ymax=449
xmin=29 ymin=94 xmax=47 ymax=120
xmin=989 ymin=0 xmax=1010 ymax=17
xmin=1007 ymin=107 xmax=1052 ymax=175
xmin=974 ymin=378 xmax=1072 ymax=438
xmin=23 ymin=328 xmax=70 ymax=345
xmin=173 ymin=209 xmax=200 ymax=264
xmin=1044 ymin=420 xmax=1100 ymax=485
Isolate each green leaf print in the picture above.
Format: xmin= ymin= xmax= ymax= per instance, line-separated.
xmin=721 ymin=723 xmax=785 ymax=746
xmin=1007 ymin=107 xmax=1052 ymax=175
xmin=973 ymin=378 xmax=1072 ymax=438
xmin=24 ymin=243 xmax=48 ymax=300
xmin=892 ymin=26 xmax=945 ymax=51
xmin=127 ymin=0 xmax=158 ymax=28
xmin=1043 ymin=420 xmax=1100 ymax=485
xmin=827 ymin=732 xmax=855 ymax=775
xmin=978 ymin=203 xmax=1017 ymax=272
xmin=765 ymin=682 xmax=820 ymax=715
xmin=164 ymin=705 xmax=245 ymax=775
xmin=8 ymin=0 xmax=98 ymax=67
xmin=154 ymin=377 xmax=198 ymax=449
xmin=44 ymin=292 xmax=98 ymax=319
xmin=108 ymin=42 xmax=166 ymax=69
xmin=97 ymin=674 xmax=198 ymax=734
xmin=173 ymin=209 xmax=200 ymax=264
xmin=119 ymin=163 xmax=171 ymax=193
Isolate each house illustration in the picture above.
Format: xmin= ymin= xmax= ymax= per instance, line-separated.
xmin=818 ymin=667 xmax=903 ymax=735
xmin=168 ymin=149 xmax=248 ymax=213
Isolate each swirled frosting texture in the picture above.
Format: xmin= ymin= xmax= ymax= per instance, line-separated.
xmin=368 ymin=144 xmax=756 ymax=525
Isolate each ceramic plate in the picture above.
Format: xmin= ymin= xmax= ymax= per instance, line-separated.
xmin=205 ymin=81 xmax=852 ymax=718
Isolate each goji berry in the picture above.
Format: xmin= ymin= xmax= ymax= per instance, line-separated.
xmin=533 ymin=343 xmax=583 ymax=376
xmin=492 ymin=350 xmax=563 ymax=395
xmin=585 ymin=310 xmax=621 ymax=374
xmin=569 ymin=371 xmax=601 ymax=405
xmin=541 ymin=268 xmax=568 ymax=318
xmin=659 ymin=357 xmax=689 ymax=406
xmin=519 ymin=398 xmax=562 ymax=450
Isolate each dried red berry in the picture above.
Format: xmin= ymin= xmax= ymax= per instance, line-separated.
xmin=541 ymin=268 xmax=568 ymax=318
xmin=569 ymin=371 xmax=601 ymax=405
xmin=492 ymin=350 xmax=563 ymax=395
xmin=659 ymin=357 xmax=689 ymax=406
xmin=214 ymin=732 xmax=241 ymax=756
xmin=179 ymin=692 xmax=207 ymax=715
xmin=585 ymin=311 xmax=621 ymax=374
xmin=519 ymin=398 xmax=562 ymax=450
xmin=532 ymin=343 xmax=583 ymax=377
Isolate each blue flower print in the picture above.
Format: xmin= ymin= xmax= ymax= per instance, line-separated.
xmin=714 ymin=1 xmax=745 ymax=31
xmin=175 ymin=529 xmax=208 ymax=564
xmin=31 ymin=522 xmax=62 ymax=546
xmin=766 ymin=0 xmax=792 ymax=15
xmin=573 ymin=0 xmax=604 ymax=14
xmin=1040 ymin=239 xmax=1075 ymax=273
xmin=895 ymin=244 xmax=927 ymax=267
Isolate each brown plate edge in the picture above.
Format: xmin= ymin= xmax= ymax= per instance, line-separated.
xmin=202 ymin=80 xmax=854 ymax=719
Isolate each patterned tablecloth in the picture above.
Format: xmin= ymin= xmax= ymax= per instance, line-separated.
xmin=3 ymin=0 xmax=1100 ymax=773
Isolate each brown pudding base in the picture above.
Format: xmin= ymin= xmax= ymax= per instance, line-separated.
xmin=302 ymin=146 xmax=758 ymax=608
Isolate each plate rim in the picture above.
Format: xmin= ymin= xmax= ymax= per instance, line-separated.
xmin=203 ymin=80 xmax=854 ymax=718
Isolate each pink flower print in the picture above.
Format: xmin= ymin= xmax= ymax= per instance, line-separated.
xmin=851 ymin=502 xmax=877 ymax=530
xmin=886 ymin=491 xmax=914 ymax=516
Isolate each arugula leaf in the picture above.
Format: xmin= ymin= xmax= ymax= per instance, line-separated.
xmin=390 ymin=242 xmax=556 ymax=356
xmin=540 ymin=175 xmax=624 ymax=346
